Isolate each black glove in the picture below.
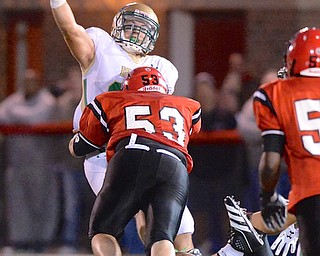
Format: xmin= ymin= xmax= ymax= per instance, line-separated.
xmin=260 ymin=191 xmax=287 ymax=231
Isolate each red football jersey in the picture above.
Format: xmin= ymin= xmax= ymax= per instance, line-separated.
xmin=254 ymin=77 xmax=320 ymax=212
xmin=79 ymin=91 xmax=201 ymax=173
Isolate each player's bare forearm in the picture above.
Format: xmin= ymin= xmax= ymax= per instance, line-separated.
xmin=250 ymin=211 xmax=296 ymax=235
xmin=259 ymin=151 xmax=282 ymax=193
xmin=51 ymin=1 xmax=76 ymax=33
xmin=51 ymin=1 xmax=94 ymax=70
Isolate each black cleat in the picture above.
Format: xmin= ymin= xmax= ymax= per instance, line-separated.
xmin=224 ymin=195 xmax=264 ymax=253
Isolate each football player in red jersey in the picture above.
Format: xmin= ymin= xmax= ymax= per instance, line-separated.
xmin=50 ymin=2 xmax=199 ymax=253
xmin=253 ymin=27 xmax=320 ymax=256
xmin=69 ymin=67 xmax=201 ymax=256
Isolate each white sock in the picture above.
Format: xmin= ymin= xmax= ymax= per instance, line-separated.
xmin=217 ymin=244 xmax=244 ymax=256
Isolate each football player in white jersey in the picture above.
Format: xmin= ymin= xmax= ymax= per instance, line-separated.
xmin=50 ymin=1 xmax=199 ymax=255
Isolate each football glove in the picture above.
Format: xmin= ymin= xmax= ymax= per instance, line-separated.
xmin=271 ymin=223 xmax=299 ymax=256
xmin=277 ymin=67 xmax=288 ymax=79
xmin=260 ymin=191 xmax=287 ymax=231
xmin=296 ymin=243 xmax=301 ymax=256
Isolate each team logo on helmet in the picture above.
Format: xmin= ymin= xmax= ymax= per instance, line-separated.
xmin=122 ymin=66 xmax=168 ymax=94
xmin=285 ymin=27 xmax=320 ymax=77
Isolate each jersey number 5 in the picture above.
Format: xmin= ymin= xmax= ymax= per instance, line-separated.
xmin=295 ymin=99 xmax=320 ymax=155
xmin=125 ymin=105 xmax=186 ymax=146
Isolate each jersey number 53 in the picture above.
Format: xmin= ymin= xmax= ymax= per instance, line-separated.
xmin=125 ymin=105 xmax=186 ymax=146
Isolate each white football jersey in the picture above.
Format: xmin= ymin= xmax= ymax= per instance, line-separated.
xmin=73 ymin=27 xmax=178 ymax=130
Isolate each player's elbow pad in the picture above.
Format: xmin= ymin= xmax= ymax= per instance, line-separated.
xmin=72 ymin=134 xmax=101 ymax=157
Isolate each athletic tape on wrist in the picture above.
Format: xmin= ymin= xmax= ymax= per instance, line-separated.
xmin=50 ymin=0 xmax=66 ymax=9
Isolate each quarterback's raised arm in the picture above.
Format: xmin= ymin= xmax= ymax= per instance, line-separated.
xmin=50 ymin=0 xmax=94 ymax=70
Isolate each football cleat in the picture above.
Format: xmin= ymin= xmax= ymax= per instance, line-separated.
xmin=186 ymin=248 xmax=202 ymax=256
xmin=224 ymin=195 xmax=264 ymax=253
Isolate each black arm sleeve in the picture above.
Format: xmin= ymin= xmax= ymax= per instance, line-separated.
xmin=262 ymin=134 xmax=285 ymax=154
xmin=72 ymin=133 xmax=104 ymax=157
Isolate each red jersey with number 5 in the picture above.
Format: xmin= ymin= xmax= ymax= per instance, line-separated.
xmin=253 ymin=77 xmax=320 ymax=211
xmin=79 ymin=91 xmax=201 ymax=173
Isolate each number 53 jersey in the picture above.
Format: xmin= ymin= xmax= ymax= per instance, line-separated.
xmin=78 ymin=91 xmax=201 ymax=173
xmin=253 ymin=77 xmax=320 ymax=212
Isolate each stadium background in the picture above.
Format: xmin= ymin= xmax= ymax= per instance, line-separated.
xmin=0 ymin=0 xmax=319 ymax=255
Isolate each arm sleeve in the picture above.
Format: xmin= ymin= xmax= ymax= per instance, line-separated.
xmin=72 ymin=132 xmax=104 ymax=157
xmin=262 ymin=134 xmax=285 ymax=154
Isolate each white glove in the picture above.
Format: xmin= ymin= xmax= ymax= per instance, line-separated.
xmin=296 ymin=243 xmax=301 ymax=256
xmin=271 ymin=223 xmax=299 ymax=256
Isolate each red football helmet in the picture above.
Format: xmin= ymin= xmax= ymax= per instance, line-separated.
xmin=286 ymin=27 xmax=320 ymax=77
xmin=122 ymin=66 xmax=168 ymax=94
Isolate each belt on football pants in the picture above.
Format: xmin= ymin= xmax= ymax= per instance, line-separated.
xmin=115 ymin=133 xmax=187 ymax=168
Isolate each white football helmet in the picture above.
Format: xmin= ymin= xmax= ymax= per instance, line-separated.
xmin=111 ymin=3 xmax=160 ymax=55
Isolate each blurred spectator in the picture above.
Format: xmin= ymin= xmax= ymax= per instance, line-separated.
xmin=193 ymin=72 xmax=236 ymax=130
xmin=51 ymin=66 xmax=94 ymax=253
xmin=0 ymin=69 xmax=59 ymax=253
xmin=54 ymin=66 xmax=82 ymax=119
xmin=188 ymin=72 xmax=245 ymax=255
xmin=220 ymin=53 xmax=258 ymax=113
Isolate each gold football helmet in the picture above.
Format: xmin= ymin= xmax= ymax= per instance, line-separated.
xmin=111 ymin=3 xmax=160 ymax=55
